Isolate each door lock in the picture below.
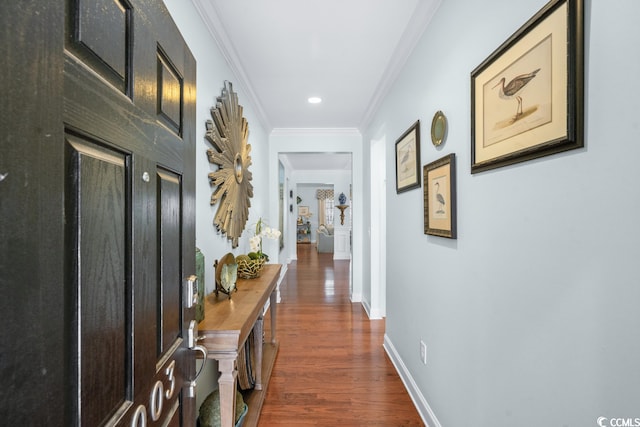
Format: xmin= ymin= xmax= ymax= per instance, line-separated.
xmin=186 ymin=320 xmax=207 ymax=398
xmin=185 ymin=275 xmax=198 ymax=308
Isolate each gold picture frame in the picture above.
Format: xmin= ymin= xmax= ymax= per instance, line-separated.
xmin=395 ymin=120 xmax=421 ymax=193
xmin=424 ymin=154 xmax=456 ymax=239
xmin=471 ymin=0 xmax=583 ymax=173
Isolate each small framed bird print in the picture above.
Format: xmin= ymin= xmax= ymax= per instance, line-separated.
xmin=395 ymin=120 xmax=421 ymax=193
xmin=470 ymin=0 xmax=584 ymax=173
xmin=424 ymin=153 xmax=457 ymax=239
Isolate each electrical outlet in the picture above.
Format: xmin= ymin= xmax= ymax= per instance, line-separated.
xmin=420 ymin=340 xmax=427 ymax=365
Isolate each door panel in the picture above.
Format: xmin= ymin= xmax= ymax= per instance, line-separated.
xmin=66 ymin=0 xmax=132 ymax=94
xmin=158 ymin=168 xmax=182 ymax=356
xmin=0 ymin=0 xmax=196 ymax=425
xmin=65 ymin=134 xmax=132 ymax=426
xmin=63 ymin=0 xmax=196 ymax=422
xmin=157 ymin=51 xmax=183 ymax=135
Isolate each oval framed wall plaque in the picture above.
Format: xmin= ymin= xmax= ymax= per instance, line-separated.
xmin=431 ymin=110 xmax=447 ymax=147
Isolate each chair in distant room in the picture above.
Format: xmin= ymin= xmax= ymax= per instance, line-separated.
xmin=316 ymin=224 xmax=334 ymax=253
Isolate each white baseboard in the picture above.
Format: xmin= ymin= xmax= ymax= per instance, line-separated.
xmin=362 ymin=299 xmax=372 ymax=317
xmin=350 ymin=291 xmax=362 ymax=303
xmin=361 ymin=300 xmax=384 ymax=319
xmin=274 ymin=263 xmax=288 ymax=303
xmin=368 ymin=307 xmax=384 ymax=320
xmin=383 ymin=334 xmax=442 ymax=427
xmin=278 ymin=263 xmax=288 ymax=282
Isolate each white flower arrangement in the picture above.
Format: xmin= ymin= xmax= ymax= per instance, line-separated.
xmin=249 ymin=218 xmax=281 ymax=259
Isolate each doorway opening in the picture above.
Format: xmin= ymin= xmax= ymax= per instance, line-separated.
xmin=278 ymin=152 xmax=353 ymax=295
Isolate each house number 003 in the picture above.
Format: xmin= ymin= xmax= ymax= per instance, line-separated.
xmin=130 ymin=360 xmax=176 ymax=427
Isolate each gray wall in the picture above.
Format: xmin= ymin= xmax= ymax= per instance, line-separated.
xmin=163 ymin=0 xmax=273 ymax=412
xmin=364 ymin=0 xmax=640 ymax=425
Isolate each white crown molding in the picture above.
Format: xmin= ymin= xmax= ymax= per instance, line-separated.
xmin=359 ymin=0 xmax=442 ymax=131
xmin=278 ymin=153 xmax=294 ymax=170
xmin=191 ymin=0 xmax=272 ymax=132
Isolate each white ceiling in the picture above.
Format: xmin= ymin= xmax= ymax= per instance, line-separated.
xmin=192 ymin=0 xmax=440 ymax=169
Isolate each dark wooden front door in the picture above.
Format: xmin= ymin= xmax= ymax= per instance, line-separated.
xmin=1 ymin=1 xmax=197 ymax=425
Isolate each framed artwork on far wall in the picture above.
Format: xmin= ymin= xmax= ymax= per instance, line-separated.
xmin=470 ymin=0 xmax=584 ymax=173
xmin=424 ymin=153 xmax=457 ymax=239
xmin=395 ymin=120 xmax=421 ymax=193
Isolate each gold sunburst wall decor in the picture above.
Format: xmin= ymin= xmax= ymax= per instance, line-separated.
xmin=205 ymin=81 xmax=253 ymax=247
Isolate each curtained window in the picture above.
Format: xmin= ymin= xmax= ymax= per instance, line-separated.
xmin=316 ymin=189 xmax=334 ymax=226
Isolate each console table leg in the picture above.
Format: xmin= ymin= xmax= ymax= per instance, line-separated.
xmin=254 ymin=316 xmax=264 ymax=390
xmin=270 ymin=290 xmax=277 ymax=344
xmin=217 ymin=358 xmax=237 ymax=427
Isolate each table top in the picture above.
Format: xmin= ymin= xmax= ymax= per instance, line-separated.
xmin=198 ymin=264 xmax=281 ymax=355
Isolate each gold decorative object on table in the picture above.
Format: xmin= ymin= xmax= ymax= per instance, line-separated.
xmin=236 ymin=254 xmax=265 ymax=279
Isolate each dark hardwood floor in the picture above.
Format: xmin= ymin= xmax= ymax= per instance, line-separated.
xmin=258 ymin=243 xmax=424 ymax=426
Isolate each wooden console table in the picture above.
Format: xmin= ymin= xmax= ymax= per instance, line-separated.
xmin=198 ymin=264 xmax=281 ymax=427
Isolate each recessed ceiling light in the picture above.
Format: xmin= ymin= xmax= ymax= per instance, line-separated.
xmin=307 ymin=97 xmax=322 ymax=104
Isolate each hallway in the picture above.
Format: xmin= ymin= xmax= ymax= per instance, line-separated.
xmin=258 ymin=244 xmax=424 ymax=426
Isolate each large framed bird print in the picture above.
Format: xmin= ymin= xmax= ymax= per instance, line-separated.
xmin=470 ymin=0 xmax=584 ymax=173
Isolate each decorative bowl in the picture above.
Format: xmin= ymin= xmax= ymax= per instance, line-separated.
xmin=236 ymin=256 xmax=265 ymax=279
